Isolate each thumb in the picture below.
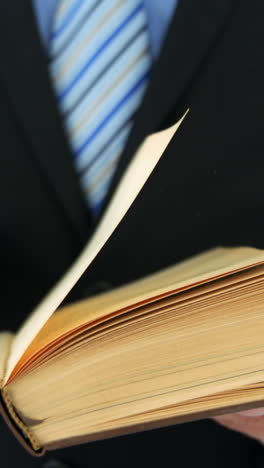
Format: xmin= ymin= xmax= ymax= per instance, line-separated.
xmin=236 ymin=408 xmax=264 ymax=417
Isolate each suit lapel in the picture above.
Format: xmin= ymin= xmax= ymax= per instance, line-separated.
xmin=0 ymin=1 xmax=91 ymax=242
xmin=102 ymin=0 xmax=237 ymax=216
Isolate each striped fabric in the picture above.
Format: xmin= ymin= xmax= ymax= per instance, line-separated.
xmin=50 ymin=0 xmax=151 ymax=216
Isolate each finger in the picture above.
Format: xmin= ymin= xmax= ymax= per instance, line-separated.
xmin=213 ymin=414 xmax=264 ymax=444
xmin=235 ymin=408 xmax=264 ymax=417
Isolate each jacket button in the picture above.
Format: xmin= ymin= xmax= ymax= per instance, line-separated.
xmin=42 ymin=459 xmax=72 ymax=468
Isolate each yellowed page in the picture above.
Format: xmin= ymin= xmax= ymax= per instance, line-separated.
xmin=4 ymin=112 xmax=188 ymax=384
xmin=8 ymin=278 xmax=264 ymax=448
xmin=0 ymin=333 xmax=14 ymax=387
xmin=16 ymin=246 xmax=264 ymax=367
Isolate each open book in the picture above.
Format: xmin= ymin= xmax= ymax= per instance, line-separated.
xmin=1 ymin=112 xmax=264 ymax=456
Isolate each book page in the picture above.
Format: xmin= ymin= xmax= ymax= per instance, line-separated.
xmin=32 ymin=246 xmax=264 ymax=346
xmin=0 ymin=333 xmax=14 ymax=388
xmin=4 ymin=111 xmax=189 ymax=384
xmin=11 ymin=246 xmax=264 ymax=375
xmin=8 ymin=269 xmax=264 ymax=449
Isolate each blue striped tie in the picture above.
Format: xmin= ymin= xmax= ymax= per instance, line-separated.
xmin=50 ymin=0 xmax=151 ymax=216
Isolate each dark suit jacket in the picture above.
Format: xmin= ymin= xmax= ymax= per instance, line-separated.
xmin=1 ymin=0 xmax=264 ymax=467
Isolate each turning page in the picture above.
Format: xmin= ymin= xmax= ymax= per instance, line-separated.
xmin=4 ymin=111 xmax=189 ymax=384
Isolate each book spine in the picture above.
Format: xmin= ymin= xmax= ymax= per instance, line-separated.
xmin=0 ymin=387 xmax=45 ymax=457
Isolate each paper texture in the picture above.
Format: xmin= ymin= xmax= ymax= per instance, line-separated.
xmin=4 ymin=111 xmax=188 ymax=384
xmin=0 ymin=333 xmax=13 ymax=387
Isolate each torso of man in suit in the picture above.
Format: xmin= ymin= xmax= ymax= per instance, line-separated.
xmin=1 ymin=1 xmax=264 ymax=467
